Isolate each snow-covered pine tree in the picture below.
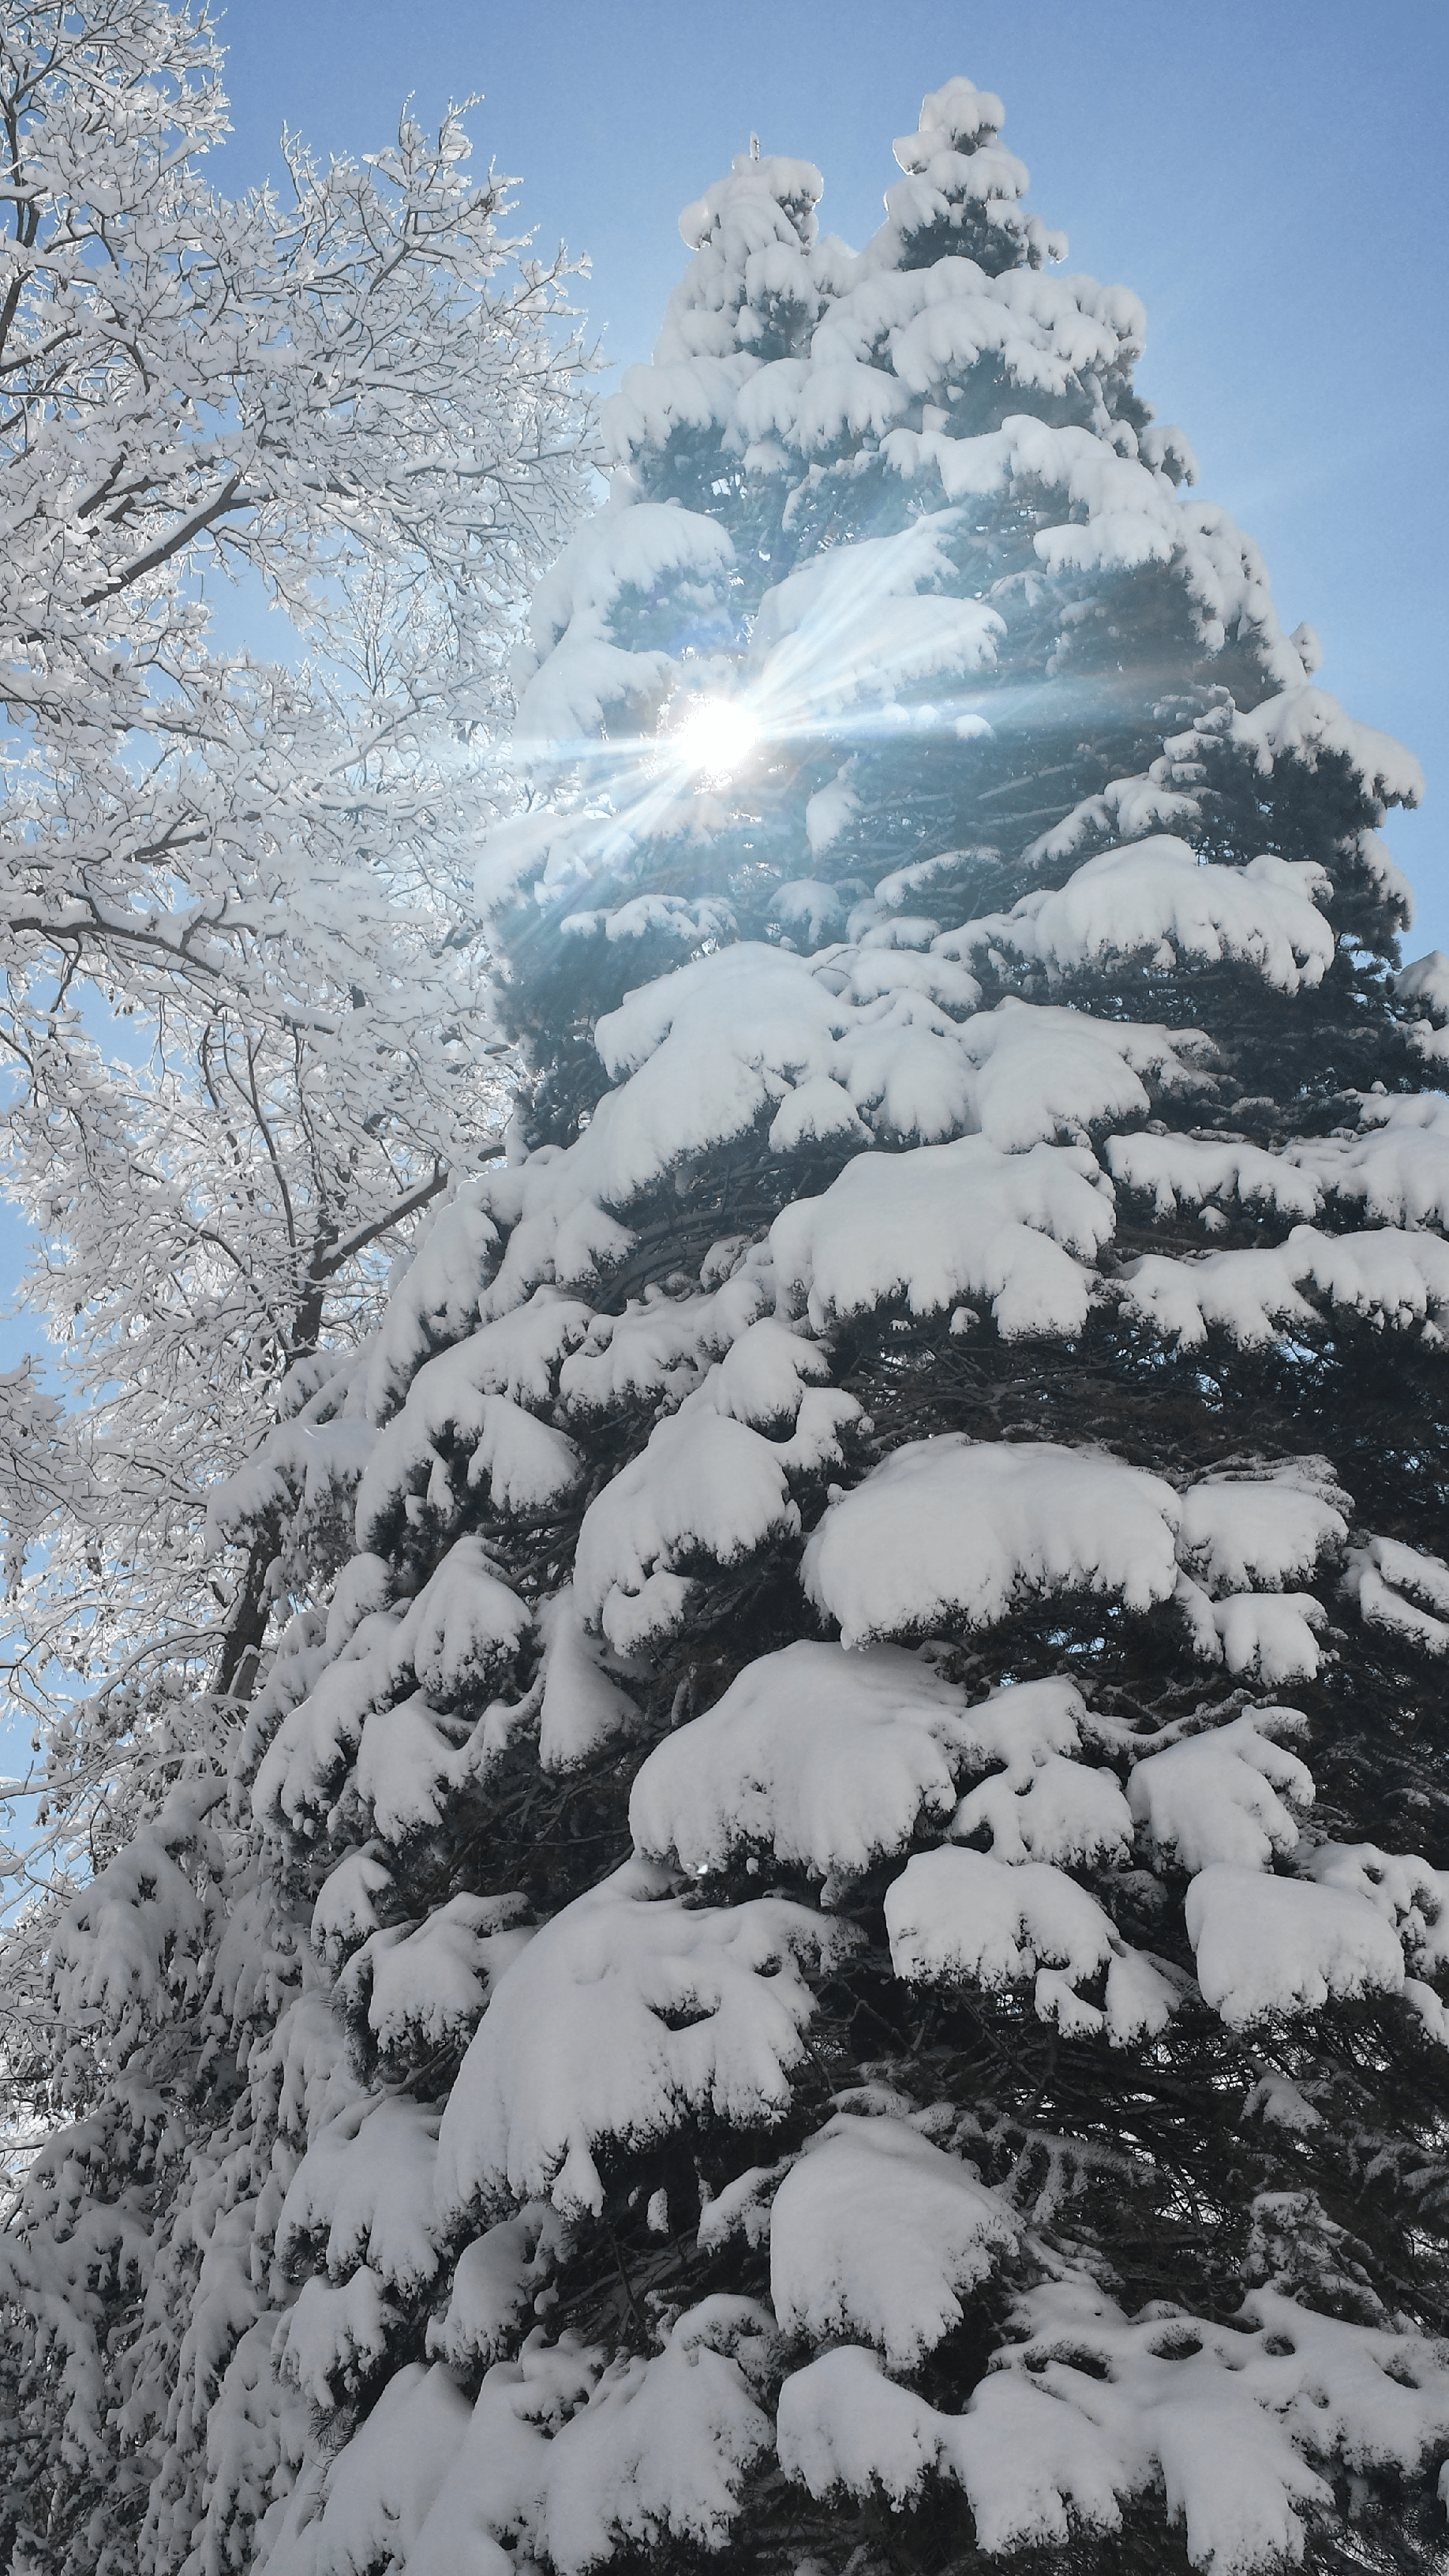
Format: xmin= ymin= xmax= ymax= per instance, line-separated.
xmin=7 ymin=71 xmax=1449 ymax=2576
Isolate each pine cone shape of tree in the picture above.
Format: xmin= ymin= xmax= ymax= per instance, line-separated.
xmin=9 ymin=69 xmax=1449 ymax=2576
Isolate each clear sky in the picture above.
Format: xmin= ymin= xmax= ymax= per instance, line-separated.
xmin=2 ymin=1 xmax=1446 ymax=1364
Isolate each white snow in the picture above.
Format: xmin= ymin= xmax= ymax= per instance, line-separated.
xmin=886 ymin=1845 xmax=1179 ymax=2043
xmin=534 ymin=2303 xmax=773 ymax=2572
xmin=802 ymin=1435 xmax=1181 ymax=1646
xmin=1185 ymin=1864 xmax=1405 ymax=2026
xmin=275 ymin=2095 xmax=441 ymax=2293
xmin=951 ymin=1749 xmax=1133 ymax=1867
xmin=1121 ymin=1222 xmax=1449 ymax=1349
xmin=1128 ymin=1713 xmax=1314 ymax=1873
xmin=1395 ymin=949 xmax=1449 ymax=1023
xmin=778 ymin=2343 xmax=957 ymax=2511
xmin=1219 ymin=684 xmax=1424 ymax=812
xmin=358 ymin=1318 xmax=586 ymax=1548
xmin=427 ymin=2203 xmax=571 ymax=2372
xmin=1106 ymin=1129 xmax=1323 ymax=1224
xmin=591 ymin=944 xmax=857 ymax=1187
xmin=1305 ymin=1841 xmax=1449 ymax=1976
xmin=632 ymin=1641 xmax=973 ymax=1883
xmin=311 ymin=1844 xmax=394 ymax=1956
xmin=296 ymin=2363 xmax=472 ymax=2576
xmin=397 ymin=2301 xmax=771 ymax=2576
xmin=274 ymin=2267 xmax=397 ymax=2413
xmin=435 ymin=1859 xmax=856 ymax=2218
xmin=748 ymin=511 xmax=1002 ymax=722
xmin=945 ymin=838 xmax=1335 ymax=994
xmin=559 ymin=1268 xmax=769 ymax=1420
xmin=1175 ymin=1579 xmax=1328 ymax=1685
xmin=770 ymin=1134 xmax=1113 ymax=1338
xmin=631 ymin=1655 xmax=1111 ymax=1889
xmin=364 ymin=1181 xmax=505 ymax=1422
xmin=777 ymin=2271 xmax=1449 ymax=2572
xmin=253 ymin=1633 xmax=397 ymax=1841
xmin=537 ymin=1585 xmax=644 ymax=1771
xmin=938 ymin=998 xmax=1215 ymax=1151
xmin=1290 ymin=1092 xmax=1449 ymax=1231
xmin=388 ymin=1535 xmax=534 ymax=1702
xmin=575 ymin=1342 xmax=860 ymax=1653
xmin=336 ymin=1895 xmax=532 ymax=2061
xmin=769 ymin=2113 xmax=1017 ymax=2368
xmin=1024 ymin=769 xmax=1203 ymax=869
xmin=528 ymin=502 xmax=736 ymax=662
xmin=1345 ymin=1532 xmax=1449 ymax=1654
xmin=350 ymin=1692 xmax=476 ymax=1844
xmin=1178 ymin=1463 xmax=1348 ymax=1593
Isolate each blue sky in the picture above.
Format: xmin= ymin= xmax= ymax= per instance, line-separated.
xmin=2 ymin=0 xmax=1446 ymax=1359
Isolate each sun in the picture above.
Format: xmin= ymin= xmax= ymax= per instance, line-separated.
xmin=671 ymin=694 xmax=759 ymax=781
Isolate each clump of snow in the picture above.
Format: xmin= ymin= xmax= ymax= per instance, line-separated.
xmin=778 ymin=2343 xmax=957 ymax=2512
xmin=1178 ymin=1462 xmax=1348 ymax=1593
xmin=950 ymin=1747 xmax=1133 ymax=1867
xmin=1024 ymin=769 xmax=1203 ymax=869
xmin=748 ymin=511 xmax=1002 ymax=722
xmin=631 ymin=1642 xmax=975 ymax=1883
xmin=515 ymin=502 xmax=729 ymax=747
xmin=388 ymin=1535 xmax=534 ymax=1702
xmin=312 ymin=1844 xmax=394 ymax=1956
xmin=1345 ymin=1532 xmax=1449 ymax=1654
xmin=769 ymin=2112 xmax=1018 ymax=2368
xmin=275 ymin=2095 xmax=441 ymax=2293
xmin=534 ymin=2301 xmax=773 ymax=2572
xmin=1215 ymin=684 xmax=1424 ymax=812
xmin=274 ymin=2267 xmax=397 ymax=2416
xmin=394 ymin=2301 xmax=772 ymax=2576
xmin=1175 ymin=1579 xmax=1327 ymax=1686
xmin=1129 ymin=1713 xmax=1314 ymax=1872
xmin=436 ymin=1859 xmax=856 ymax=2219
xmin=778 ymin=2271 xmax=1449 ymax=2571
xmin=1121 ymin=1222 xmax=1449 ymax=1350
xmin=886 ymin=1845 xmax=1180 ymax=2044
xmin=586 ymin=945 xmax=1212 ymax=1188
xmin=633 ymin=1654 xmax=1117 ymax=1891
xmin=593 ymin=943 xmax=856 ymax=1180
xmin=529 ymin=502 xmax=736 ymax=665
xmin=252 ymin=1634 xmax=397 ymax=1842
xmin=942 ymin=998 xmax=1215 ymax=1151
xmin=350 ymin=1691 xmax=478 ymax=1844
xmin=1185 ymin=1864 xmax=1405 ymax=2026
xmin=537 ymin=1585 xmax=644 ymax=1771
xmin=364 ymin=1182 xmax=504 ymax=1422
xmin=337 ymin=1894 xmax=532 ymax=2061
xmin=1106 ymin=1128 xmax=1322 ymax=1225
xmin=1290 ymin=1091 xmax=1449 ymax=1231
xmin=559 ymin=1267 xmax=770 ymax=1421
xmin=1305 ymin=1841 xmax=1449 ymax=1977
xmin=575 ymin=1335 xmax=861 ymax=1653
xmin=771 ymin=1134 xmax=1112 ymax=1339
xmin=945 ymin=838 xmax=1335 ymax=994
xmin=802 ymin=1435 xmax=1181 ymax=1647
xmin=355 ymin=1331 xmax=585 ymax=1554
xmin=50 ymin=1778 xmax=224 ymax=2049
xmin=427 ymin=2203 xmax=572 ymax=2372
xmin=1395 ymin=949 xmax=1449 ymax=1023
xmin=287 ymin=2361 xmax=472 ymax=2576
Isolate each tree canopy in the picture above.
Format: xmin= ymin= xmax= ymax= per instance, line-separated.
xmin=0 ymin=0 xmax=593 ymax=1747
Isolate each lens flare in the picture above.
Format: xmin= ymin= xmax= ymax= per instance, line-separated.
xmin=671 ymin=695 xmax=759 ymax=780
